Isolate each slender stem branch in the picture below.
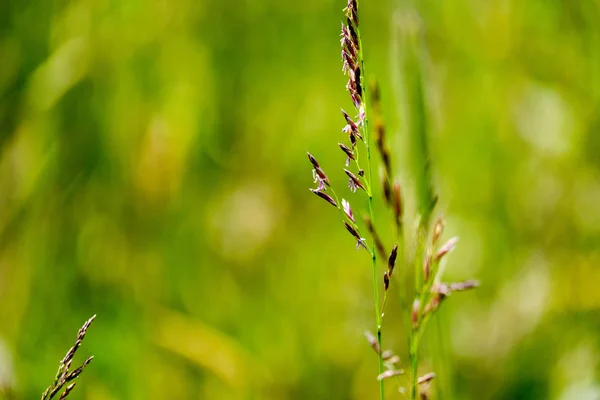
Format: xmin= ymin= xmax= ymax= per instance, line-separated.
xmin=410 ymin=224 xmax=428 ymax=399
xmin=410 ymin=337 xmax=419 ymax=399
xmin=354 ymin=2 xmax=384 ymax=397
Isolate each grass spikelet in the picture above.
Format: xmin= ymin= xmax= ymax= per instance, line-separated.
xmin=41 ymin=315 xmax=96 ymax=400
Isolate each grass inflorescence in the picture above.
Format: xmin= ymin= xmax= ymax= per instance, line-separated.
xmin=307 ymin=1 xmax=478 ymax=398
xmin=41 ymin=315 xmax=96 ymax=400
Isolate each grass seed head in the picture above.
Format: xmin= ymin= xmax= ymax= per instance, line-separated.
xmin=310 ymin=189 xmax=337 ymax=208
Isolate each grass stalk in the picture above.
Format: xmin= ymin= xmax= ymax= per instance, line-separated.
xmin=307 ymin=3 xmax=477 ymax=398
xmin=353 ymin=3 xmax=385 ymax=397
xmin=41 ymin=315 xmax=96 ymax=400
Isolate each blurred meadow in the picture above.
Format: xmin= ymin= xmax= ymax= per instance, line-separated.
xmin=1 ymin=0 xmax=600 ymax=399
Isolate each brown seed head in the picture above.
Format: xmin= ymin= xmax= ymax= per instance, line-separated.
xmin=371 ymin=81 xmax=381 ymax=105
xmin=307 ymin=152 xmax=320 ymax=169
xmin=338 ymin=143 xmax=355 ymax=163
xmin=378 ymin=137 xmax=391 ymax=177
xmin=344 ymin=221 xmax=361 ymax=241
xmin=340 ymin=24 xmax=358 ymax=58
xmin=350 ymin=91 xmax=361 ymax=109
xmin=307 ymin=152 xmax=330 ymax=187
xmin=371 ymin=83 xmax=391 ymax=175
xmin=346 ymin=18 xmax=359 ymax=46
xmin=344 ymin=169 xmax=366 ymax=191
xmin=354 ymin=66 xmax=362 ymax=98
xmin=314 ymin=167 xmax=330 ymax=187
xmin=387 ymin=244 xmax=398 ymax=276
xmin=393 ymin=181 xmax=403 ymax=225
xmin=58 ymin=383 xmax=76 ymax=400
xmin=342 ymin=109 xmax=354 ymax=127
xmin=310 ymin=189 xmax=337 ymax=208
xmin=43 ymin=315 xmax=96 ymax=400
xmin=341 ymin=109 xmax=362 ymax=142
xmin=381 ymin=168 xmax=392 ymax=206
xmin=344 ymin=0 xmax=359 ymax=26
xmin=364 ymin=216 xmax=386 ymax=261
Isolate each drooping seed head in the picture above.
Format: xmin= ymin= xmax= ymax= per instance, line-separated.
xmin=314 ymin=167 xmax=330 ymax=187
xmin=387 ymin=244 xmax=398 ymax=276
xmin=381 ymin=168 xmax=392 ymax=206
xmin=342 ymin=109 xmax=358 ymax=131
xmin=344 ymin=221 xmax=366 ymax=250
xmin=344 ymin=221 xmax=361 ymax=240
xmin=307 ymin=152 xmax=330 ymax=188
xmin=364 ymin=215 xmax=386 ymax=261
xmin=349 ymin=130 xmax=357 ymax=147
xmin=307 ymin=152 xmax=320 ymax=169
xmin=393 ymin=181 xmax=403 ymax=225
xmin=310 ymin=189 xmax=337 ymax=208
xmin=344 ymin=169 xmax=366 ymax=192
xmin=338 ymin=143 xmax=355 ymax=166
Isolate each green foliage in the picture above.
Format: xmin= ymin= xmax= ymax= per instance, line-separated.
xmin=1 ymin=0 xmax=600 ymax=399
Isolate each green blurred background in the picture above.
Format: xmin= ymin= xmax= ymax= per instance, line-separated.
xmin=1 ymin=0 xmax=600 ymax=399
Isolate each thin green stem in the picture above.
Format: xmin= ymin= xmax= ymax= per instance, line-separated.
xmin=368 ymin=194 xmax=384 ymax=399
xmin=354 ymin=2 xmax=384 ymax=397
xmin=410 ymin=337 xmax=418 ymax=400
xmin=410 ymin=224 xmax=428 ymax=399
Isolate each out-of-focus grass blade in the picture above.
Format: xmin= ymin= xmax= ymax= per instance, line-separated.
xmin=397 ymin=13 xmax=437 ymax=228
xmin=154 ymin=308 xmax=271 ymax=392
